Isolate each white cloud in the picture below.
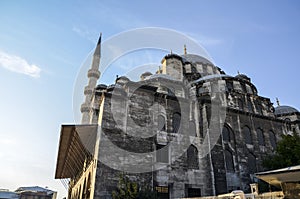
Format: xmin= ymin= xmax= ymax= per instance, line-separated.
xmin=0 ymin=51 xmax=41 ymax=78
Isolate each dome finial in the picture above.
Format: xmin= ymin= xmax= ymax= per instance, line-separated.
xmin=276 ymin=97 xmax=280 ymax=106
xmin=170 ymin=49 xmax=173 ymax=54
xmin=237 ymin=70 xmax=240 ymax=75
xmin=184 ymin=44 xmax=187 ymax=55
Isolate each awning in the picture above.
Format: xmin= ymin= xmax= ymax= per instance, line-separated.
xmin=255 ymin=165 xmax=300 ymax=187
xmin=55 ymin=124 xmax=98 ymax=179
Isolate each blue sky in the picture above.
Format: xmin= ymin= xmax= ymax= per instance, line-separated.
xmin=1 ymin=0 xmax=300 ymax=198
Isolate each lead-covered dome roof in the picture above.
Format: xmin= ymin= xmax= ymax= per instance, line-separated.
xmin=274 ymin=105 xmax=299 ymax=115
xmin=181 ymin=54 xmax=213 ymax=65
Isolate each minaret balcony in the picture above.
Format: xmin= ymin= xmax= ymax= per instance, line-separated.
xmin=87 ymin=69 xmax=100 ymax=79
xmin=80 ymin=103 xmax=90 ymax=112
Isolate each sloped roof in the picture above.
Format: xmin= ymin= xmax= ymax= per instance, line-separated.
xmin=55 ymin=124 xmax=98 ymax=179
xmin=15 ymin=186 xmax=55 ymax=195
xmin=255 ymin=165 xmax=300 ymax=187
xmin=0 ymin=190 xmax=19 ymax=199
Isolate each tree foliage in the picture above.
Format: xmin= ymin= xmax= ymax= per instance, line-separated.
xmin=263 ymin=132 xmax=300 ymax=170
xmin=112 ymin=174 xmax=157 ymax=199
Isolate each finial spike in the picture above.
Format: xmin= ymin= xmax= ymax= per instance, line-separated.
xmin=184 ymin=44 xmax=187 ymax=55
xmin=276 ymin=98 xmax=280 ymax=106
xmin=93 ymin=33 xmax=102 ymax=57
xmin=237 ymin=70 xmax=240 ymax=75
xmin=170 ymin=49 xmax=173 ymax=54
xmin=97 ymin=32 xmax=102 ymax=45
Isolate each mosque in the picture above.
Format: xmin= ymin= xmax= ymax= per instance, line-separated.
xmin=55 ymin=34 xmax=300 ymax=199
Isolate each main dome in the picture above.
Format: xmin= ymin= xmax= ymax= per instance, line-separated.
xmin=181 ymin=54 xmax=214 ymax=65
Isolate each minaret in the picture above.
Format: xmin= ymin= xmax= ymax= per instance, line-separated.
xmin=81 ymin=33 xmax=102 ymax=124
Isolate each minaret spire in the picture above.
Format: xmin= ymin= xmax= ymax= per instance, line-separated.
xmin=276 ymin=97 xmax=280 ymax=106
xmin=94 ymin=33 xmax=102 ymax=57
xmin=81 ymin=33 xmax=102 ymax=124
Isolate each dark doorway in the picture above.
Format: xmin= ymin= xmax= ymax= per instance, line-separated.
xmin=187 ymin=188 xmax=201 ymax=197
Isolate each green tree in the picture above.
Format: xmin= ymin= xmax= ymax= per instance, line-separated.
xmin=112 ymin=174 xmax=157 ymax=199
xmin=263 ymin=132 xmax=300 ymax=170
xmin=112 ymin=174 xmax=138 ymax=199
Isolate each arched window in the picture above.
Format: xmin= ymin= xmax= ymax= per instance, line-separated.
xmin=285 ymin=118 xmax=292 ymax=132
xmin=205 ymin=105 xmax=211 ymax=125
xmin=248 ymin=153 xmax=257 ymax=173
xmin=241 ymin=83 xmax=247 ymax=93
xmin=226 ymin=81 xmax=233 ymax=91
xmin=225 ymin=150 xmax=234 ymax=172
xmin=222 ymin=126 xmax=230 ymax=142
xmin=173 ymin=112 xmax=181 ymax=133
xmin=256 ymin=104 xmax=263 ymax=115
xmin=269 ymin=130 xmax=277 ymax=149
xmin=243 ymin=126 xmax=252 ymax=145
xmin=158 ymin=115 xmax=166 ymax=131
xmin=247 ymin=99 xmax=253 ymax=113
xmin=187 ymin=145 xmax=199 ymax=169
xmin=257 ymin=128 xmax=265 ymax=146
xmin=223 ymin=125 xmax=235 ymax=144
xmin=238 ymin=99 xmax=244 ymax=110
xmin=189 ymin=121 xmax=196 ymax=136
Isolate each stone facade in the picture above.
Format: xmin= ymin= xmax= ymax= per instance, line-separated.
xmin=56 ymin=39 xmax=300 ymax=199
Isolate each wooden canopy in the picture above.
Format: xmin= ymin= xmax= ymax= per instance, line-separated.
xmin=55 ymin=124 xmax=98 ymax=179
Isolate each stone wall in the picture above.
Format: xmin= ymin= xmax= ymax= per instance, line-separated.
xmin=88 ymin=76 xmax=289 ymax=198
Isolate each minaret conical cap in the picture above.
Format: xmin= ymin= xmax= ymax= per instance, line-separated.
xmin=93 ymin=33 xmax=102 ymax=57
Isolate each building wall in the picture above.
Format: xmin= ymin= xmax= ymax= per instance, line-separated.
xmin=86 ymin=72 xmax=287 ymax=198
xmin=67 ymin=53 xmax=300 ymax=199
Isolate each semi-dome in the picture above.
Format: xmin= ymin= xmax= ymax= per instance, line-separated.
xmin=144 ymin=73 xmax=177 ymax=81
xmin=181 ymin=54 xmax=213 ymax=65
xmin=274 ymin=105 xmax=299 ymax=115
xmin=192 ymin=74 xmax=232 ymax=84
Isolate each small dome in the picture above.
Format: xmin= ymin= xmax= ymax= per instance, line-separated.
xmin=274 ymin=105 xmax=299 ymax=115
xmin=141 ymin=71 xmax=152 ymax=76
xmin=96 ymin=84 xmax=107 ymax=90
xmin=116 ymin=76 xmax=130 ymax=85
xmin=181 ymin=54 xmax=213 ymax=65
xmin=107 ymin=84 xmax=116 ymax=90
xmin=140 ymin=71 xmax=153 ymax=81
xmin=235 ymin=74 xmax=251 ymax=82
